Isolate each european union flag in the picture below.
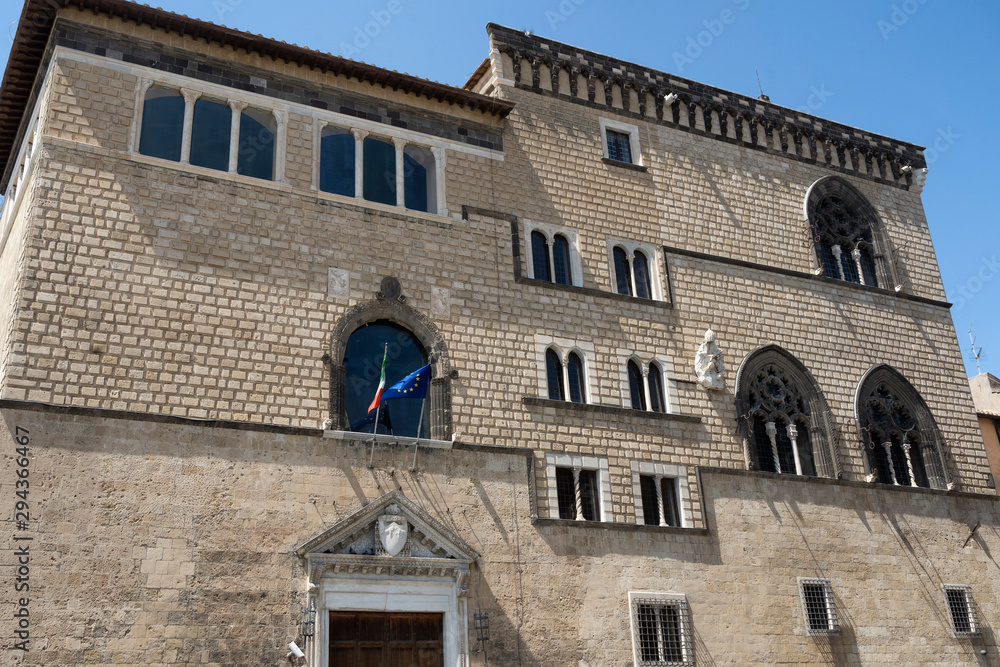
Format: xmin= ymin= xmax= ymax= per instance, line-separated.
xmin=381 ymin=364 xmax=430 ymax=401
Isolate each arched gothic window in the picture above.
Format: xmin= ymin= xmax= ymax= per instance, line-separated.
xmin=806 ymin=178 xmax=895 ymax=288
xmin=626 ymin=359 xmax=667 ymax=413
xmin=546 ymin=348 xmax=565 ymax=401
xmin=627 ymin=360 xmax=645 ymax=410
xmin=736 ymin=346 xmax=839 ymax=478
xmin=856 ymin=366 xmax=948 ymax=489
xmin=326 ymin=301 xmax=451 ymax=441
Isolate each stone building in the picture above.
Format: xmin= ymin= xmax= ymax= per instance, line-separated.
xmin=969 ymin=373 xmax=1000 ymax=491
xmin=0 ymin=0 xmax=997 ymax=664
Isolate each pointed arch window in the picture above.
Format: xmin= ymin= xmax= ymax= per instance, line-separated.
xmin=627 ymin=360 xmax=645 ymax=410
xmin=857 ymin=367 xmax=948 ymax=489
xmin=736 ymin=346 xmax=838 ymax=478
xmin=626 ymin=359 xmax=669 ymax=414
xmin=546 ymin=348 xmax=565 ymax=401
xmin=524 ymin=222 xmax=581 ymax=287
xmin=806 ymin=178 xmax=896 ymax=289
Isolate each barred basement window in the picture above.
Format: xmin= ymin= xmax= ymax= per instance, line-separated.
xmin=629 ymin=592 xmax=692 ymax=666
xmin=944 ymin=585 xmax=979 ymax=637
xmin=798 ymin=578 xmax=839 ymax=635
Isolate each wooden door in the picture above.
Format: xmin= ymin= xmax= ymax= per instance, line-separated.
xmin=329 ymin=611 xmax=444 ymax=667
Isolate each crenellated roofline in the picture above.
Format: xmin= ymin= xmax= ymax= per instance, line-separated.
xmin=482 ymin=23 xmax=927 ymax=190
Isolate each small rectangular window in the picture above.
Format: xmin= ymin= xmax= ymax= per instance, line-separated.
xmin=798 ymin=578 xmax=839 ymax=635
xmin=606 ymin=129 xmax=633 ymax=163
xmin=629 ymin=593 xmax=692 ymax=666
xmin=639 ymin=475 xmax=679 ymax=527
xmin=944 ymin=585 xmax=979 ymax=637
xmin=237 ymin=108 xmax=275 ymax=180
xmin=555 ymin=467 xmax=599 ymax=521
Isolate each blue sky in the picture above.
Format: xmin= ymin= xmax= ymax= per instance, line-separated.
xmin=2 ymin=0 xmax=997 ymax=377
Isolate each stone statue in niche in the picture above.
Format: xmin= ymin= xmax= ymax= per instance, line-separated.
xmin=695 ymin=329 xmax=725 ymax=390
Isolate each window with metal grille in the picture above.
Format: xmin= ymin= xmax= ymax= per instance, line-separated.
xmin=629 ymin=593 xmax=692 ymax=666
xmin=944 ymin=585 xmax=979 ymax=637
xmin=797 ymin=578 xmax=839 ymax=635
xmin=606 ymin=129 xmax=634 ymax=163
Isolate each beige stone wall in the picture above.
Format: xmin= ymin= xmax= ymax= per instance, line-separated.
xmin=2 ymin=408 xmax=998 ymax=665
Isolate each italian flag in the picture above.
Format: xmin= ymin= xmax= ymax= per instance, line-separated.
xmin=367 ymin=346 xmax=389 ymax=414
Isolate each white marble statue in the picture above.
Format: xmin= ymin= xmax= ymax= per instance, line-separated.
xmin=695 ymin=329 xmax=725 ymax=390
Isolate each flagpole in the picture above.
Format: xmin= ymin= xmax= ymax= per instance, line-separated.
xmin=368 ymin=342 xmax=388 ymax=469
xmin=410 ymin=397 xmax=426 ymax=472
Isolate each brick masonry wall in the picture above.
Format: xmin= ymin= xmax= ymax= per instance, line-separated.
xmin=1 ymin=408 xmax=997 ymax=665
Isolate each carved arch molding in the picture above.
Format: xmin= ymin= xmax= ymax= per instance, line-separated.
xmin=324 ymin=299 xmax=452 ymax=440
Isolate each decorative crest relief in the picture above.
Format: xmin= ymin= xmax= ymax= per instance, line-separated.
xmin=377 ymin=508 xmax=409 ymax=557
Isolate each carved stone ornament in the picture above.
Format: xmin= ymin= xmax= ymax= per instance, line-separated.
xmin=377 ymin=511 xmax=408 ymax=557
xmin=695 ymin=328 xmax=725 ymax=390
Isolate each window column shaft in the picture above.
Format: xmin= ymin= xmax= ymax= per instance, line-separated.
xmin=852 ymin=248 xmax=865 ymax=286
xmin=641 ymin=364 xmax=653 ymax=414
xmin=654 ymin=474 xmax=667 ymax=527
xmin=272 ymin=109 xmax=288 ymax=182
xmin=572 ymin=466 xmax=584 ymax=521
xmin=350 ymin=128 xmax=368 ymax=200
xmin=179 ymin=88 xmax=201 ymax=164
xmin=902 ymin=442 xmax=918 ymax=487
xmin=227 ymin=99 xmax=247 ymax=173
xmin=831 ymin=245 xmax=845 ymax=281
xmin=882 ymin=442 xmax=898 ymax=485
xmin=765 ymin=421 xmax=781 ymax=473
xmin=787 ymin=423 xmax=803 ymax=475
xmin=547 ymin=235 xmax=556 ymax=282
xmin=393 ymin=137 xmax=407 ymax=207
xmin=627 ymin=251 xmax=637 ymax=297
xmin=430 ymin=146 xmax=446 ymax=216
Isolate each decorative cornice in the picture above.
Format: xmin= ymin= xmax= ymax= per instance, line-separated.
xmin=485 ymin=24 xmax=926 ymax=190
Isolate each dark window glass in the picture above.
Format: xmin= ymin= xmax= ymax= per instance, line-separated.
xmin=531 ymin=231 xmax=551 ymax=281
xmin=648 ymin=364 xmax=665 ymax=413
xmin=567 ymin=352 xmax=585 ymax=403
xmin=639 ymin=475 xmax=659 ymax=525
xmin=613 ymin=246 xmax=631 ymax=295
xmin=636 ymin=604 xmax=683 ymax=662
xmin=868 ymin=429 xmax=894 ymax=485
xmin=661 ymin=477 xmax=680 ymax=527
xmin=819 ymin=241 xmax=837 ymax=279
xmin=796 ymin=422 xmax=818 ymax=477
xmin=552 ymin=234 xmax=572 ymax=285
xmin=237 ymin=109 xmax=274 ymax=180
xmin=627 ymin=360 xmax=645 ymax=410
xmin=403 ymin=146 xmax=433 ymax=212
xmin=606 ymin=129 xmax=633 ymax=163
xmin=859 ymin=246 xmax=879 ymax=287
xmin=363 ymin=137 xmax=396 ymax=205
xmin=138 ymin=88 xmax=183 ymax=161
xmin=889 ymin=432 xmax=912 ymax=486
xmin=545 ymin=349 xmax=564 ymax=401
xmin=752 ymin=414 xmax=777 ymax=473
xmin=909 ymin=435 xmax=930 ymax=488
xmin=343 ymin=321 xmax=428 ymax=438
xmin=320 ymin=130 xmax=355 ymax=197
xmin=190 ymin=98 xmax=231 ymax=172
xmin=555 ymin=467 xmax=576 ymax=519
xmin=578 ymin=469 xmax=599 ymax=520
xmin=633 ymin=250 xmax=652 ymax=299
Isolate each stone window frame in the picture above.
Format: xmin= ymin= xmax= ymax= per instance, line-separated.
xmin=630 ymin=461 xmax=692 ymax=528
xmin=620 ymin=354 xmax=679 ymax=414
xmin=797 ymin=577 xmax=840 ymax=636
xmin=523 ymin=220 xmax=583 ymax=287
xmin=606 ymin=237 xmax=664 ymax=301
xmin=533 ymin=335 xmax=596 ymax=404
xmin=627 ymin=591 xmax=693 ymax=666
xmin=804 ymin=176 xmax=901 ymax=290
xmin=854 ymin=364 xmax=950 ymax=490
xmin=313 ymin=120 xmax=447 ymax=216
xmin=0 ymin=104 xmax=40 ymax=253
xmin=130 ymin=76 xmax=289 ymax=182
xmin=943 ymin=584 xmax=980 ymax=638
xmin=735 ymin=345 xmax=841 ymax=479
xmin=324 ymin=298 xmax=452 ymax=440
xmin=599 ymin=116 xmax=643 ymax=167
xmin=544 ymin=452 xmax=612 ymax=522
